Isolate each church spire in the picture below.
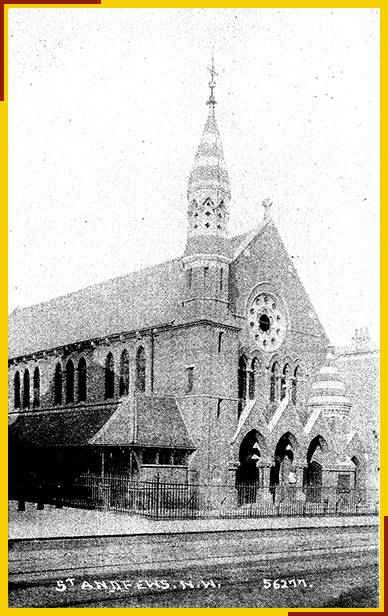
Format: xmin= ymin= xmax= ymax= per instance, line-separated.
xmin=206 ymin=53 xmax=217 ymax=108
xmin=187 ymin=58 xmax=231 ymax=245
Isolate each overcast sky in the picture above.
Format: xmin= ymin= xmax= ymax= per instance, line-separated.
xmin=8 ymin=8 xmax=379 ymax=348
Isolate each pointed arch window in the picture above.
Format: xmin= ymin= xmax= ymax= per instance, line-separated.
xmin=218 ymin=331 xmax=224 ymax=353
xmin=66 ymin=359 xmax=75 ymax=404
xmin=23 ymin=369 xmax=30 ymax=409
xmin=280 ymin=364 xmax=290 ymax=400
xmin=270 ymin=361 xmax=279 ymax=403
xmin=249 ymin=358 xmax=260 ymax=400
xmin=33 ymin=367 xmax=40 ymax=408
xmin=54 ymin=363 xmax=62 ymax=405
xmin=119 ymin=349 xmax=130 ymax=396
xmin=14 ymin=371 xmax=21 ymax=409
xmin=238 ymin=355 xmax=247 ymax=417
xmin=136 ymin=346 xmax=146 ymax=392
xmin=105 ymin=352 xmax=115 ymax=399
xmin=78 ymin=357 xmax=87 ymax=403
xmin=292 ymin=366 xmax=300 ymax=405
xmin=13 ymin=370 xmax=20 ymax=409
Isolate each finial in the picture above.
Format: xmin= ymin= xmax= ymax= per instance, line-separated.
xmin=262 ymin=198 xmax=273 ymax=221
xmin=206 ymin=53 xmax=217 ymax=107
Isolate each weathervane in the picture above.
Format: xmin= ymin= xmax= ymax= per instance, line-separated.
xmin=206 ymin=54 xmax=217 ymax=107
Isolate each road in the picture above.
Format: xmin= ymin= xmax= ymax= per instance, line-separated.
xmin=9 ymin=524 xmax=379 ymax=608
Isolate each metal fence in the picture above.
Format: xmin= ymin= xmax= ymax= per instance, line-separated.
xmin=16 ymin=474 xmax=379 ymax=519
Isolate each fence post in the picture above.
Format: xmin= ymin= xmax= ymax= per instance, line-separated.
xmin=155 ymin=474 xmax=160 ymax=519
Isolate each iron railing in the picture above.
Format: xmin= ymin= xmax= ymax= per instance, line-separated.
xmin=13 ymin=474 xmax=379 ymax=519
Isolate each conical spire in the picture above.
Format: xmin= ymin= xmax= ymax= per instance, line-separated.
xmin=187 ymin=58 xmax=231 ymax=242
xmin=187 ymin=107 xmax=231 ymax=198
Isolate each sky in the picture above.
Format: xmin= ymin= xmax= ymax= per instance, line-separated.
xmin=8 ymin=8 xmax=379 ymax=348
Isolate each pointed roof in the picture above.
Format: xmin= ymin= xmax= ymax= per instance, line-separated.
xmin=308 ymin=348 xmax=352 ymax=411
xmin=187 ymin=106 xmax=231 ymax=198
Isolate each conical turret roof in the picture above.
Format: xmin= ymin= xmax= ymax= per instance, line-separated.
xmin=187 ymin=106 xmax=230 ymax=198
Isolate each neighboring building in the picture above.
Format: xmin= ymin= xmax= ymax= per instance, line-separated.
xmin=337 ymin=328 xmax=380 ymax=489
xmin=8 ymin=68 xmax=374 ymax=507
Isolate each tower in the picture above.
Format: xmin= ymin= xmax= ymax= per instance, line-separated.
xmin=182 ymin=58 xmax=232 ymax=322
xmin=308 ymin=347 xmax=352 ymax=435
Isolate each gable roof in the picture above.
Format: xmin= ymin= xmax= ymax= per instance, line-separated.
xmin=9 ymin=258 xmax=183 ymax=358
xmin=9 ymin=228 xmax=267 ymax=359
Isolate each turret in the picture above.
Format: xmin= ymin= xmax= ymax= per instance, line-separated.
xmin=182 ymin=58 xmax=232 ymax=322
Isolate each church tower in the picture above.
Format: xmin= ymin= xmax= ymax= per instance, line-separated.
xmin=182 ymin=59 xmax=232 ymax=322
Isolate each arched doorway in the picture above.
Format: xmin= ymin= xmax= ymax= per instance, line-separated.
xmin=303 ymin=460 xmax=322 ymax=502
xmin=270 ymin=432 xmax=298 ymax=489
xmin=303 ymin=435 xmax=327 ymax=502
xmin=236 ymin=430 xmax=266 ymax=504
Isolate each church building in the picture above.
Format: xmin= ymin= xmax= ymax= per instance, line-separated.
xmin=8 ymin=65 xmax=371 ymax=509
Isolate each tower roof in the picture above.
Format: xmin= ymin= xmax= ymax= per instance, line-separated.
xmin=308 ymin=348 xmax=352 ymax=411
xmin=188 ymin=57 xmax=230 ymax=199
xmin=187 ymin=106 xmax=230 ymax=197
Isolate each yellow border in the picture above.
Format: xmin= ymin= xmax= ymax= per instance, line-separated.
xmin=1 ymin=3 xmax=383 ymax=615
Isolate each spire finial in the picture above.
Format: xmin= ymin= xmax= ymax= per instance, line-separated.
xmin=206 ymin=53 xmax=217 ymax=107
xmin=262 ymin=198 xmax=273 ymax=221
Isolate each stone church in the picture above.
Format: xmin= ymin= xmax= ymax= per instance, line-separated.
xmin=8 ymin=68 xmax=371 ymax=506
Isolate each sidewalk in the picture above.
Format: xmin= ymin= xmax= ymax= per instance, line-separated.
xmin=8 ymin=501 xmax=379 ymax=540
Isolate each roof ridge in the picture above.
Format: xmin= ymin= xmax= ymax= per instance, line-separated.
xmin=9 ymin=256 xmax=182 ymax=314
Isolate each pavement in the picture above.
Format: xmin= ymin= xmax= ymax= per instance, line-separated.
xmin=8 ymin=500 xmax=379 ymax=540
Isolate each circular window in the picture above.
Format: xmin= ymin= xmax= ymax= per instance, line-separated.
xmin=247 ymin=291 xmax=287 ymax=351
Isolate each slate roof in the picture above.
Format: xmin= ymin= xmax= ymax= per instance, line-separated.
xmin=9 ymin=258 xmax=183 ymax=358
xmin=9 ymin=403 xmax=119 ymax=448
xmin=9 ymin=396 xmax=196 ymax=451
xmin=9 ymin=227 xmax=267 ymax=358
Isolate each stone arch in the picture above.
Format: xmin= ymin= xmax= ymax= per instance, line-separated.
xmin=236 ymin=430 xmax=267 ymax=504
xmin=303 ymin=435 xmax=328 ymax=500
xmin=270 ymin=432 xmax=299 ymax=487
xmin=306 ymin=434 xmax=329 ymax=464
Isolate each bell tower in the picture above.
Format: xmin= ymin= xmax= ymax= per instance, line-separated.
xmin=182 ymin=58 xmax=232 ymax=323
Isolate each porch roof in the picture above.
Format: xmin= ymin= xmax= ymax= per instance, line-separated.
xmin=9 ymin=396 xmax=196 ymax=451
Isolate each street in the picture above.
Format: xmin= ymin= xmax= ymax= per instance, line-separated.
xmin=9 ymin=524 xmax=379 ymax=608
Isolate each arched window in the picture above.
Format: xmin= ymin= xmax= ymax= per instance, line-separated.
xmin=280 ymin=364 xmax=290 ymax=400
xmin=218 ymin=332 xmax=224 ymax=353
xmin=78 ymin=357 xmax=87 ymax=403
xmin=249 ymin=358 xmax=260 ymax=400
xmin=238 ymin=355 xmax=247 ymax=417
xmin=136 ymin=346 xmax=146 ymax=392
xmin=33 ymin=367 xmax=40 ymax=408
xmin=66 ymin=359 xmax=74 ymax=404
xmin=119 ymin=349 xmax=129 ymax=396
xmin=54 ymin=363 xmax=62 ymax=405
xmin=14 ymin=371 xmax=21 ymax=409
xmin=219 ymin=268 xmax=223 ymax=291
xmin=292 ymin=366 xmax=300 ymax=405
xmin=23 ymin=369 xmax=30 ymax=408
xmin=270 ymin=361 xmax=279 ymax=402
xmin=105 ymin=352 xmax=115 ymax=399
